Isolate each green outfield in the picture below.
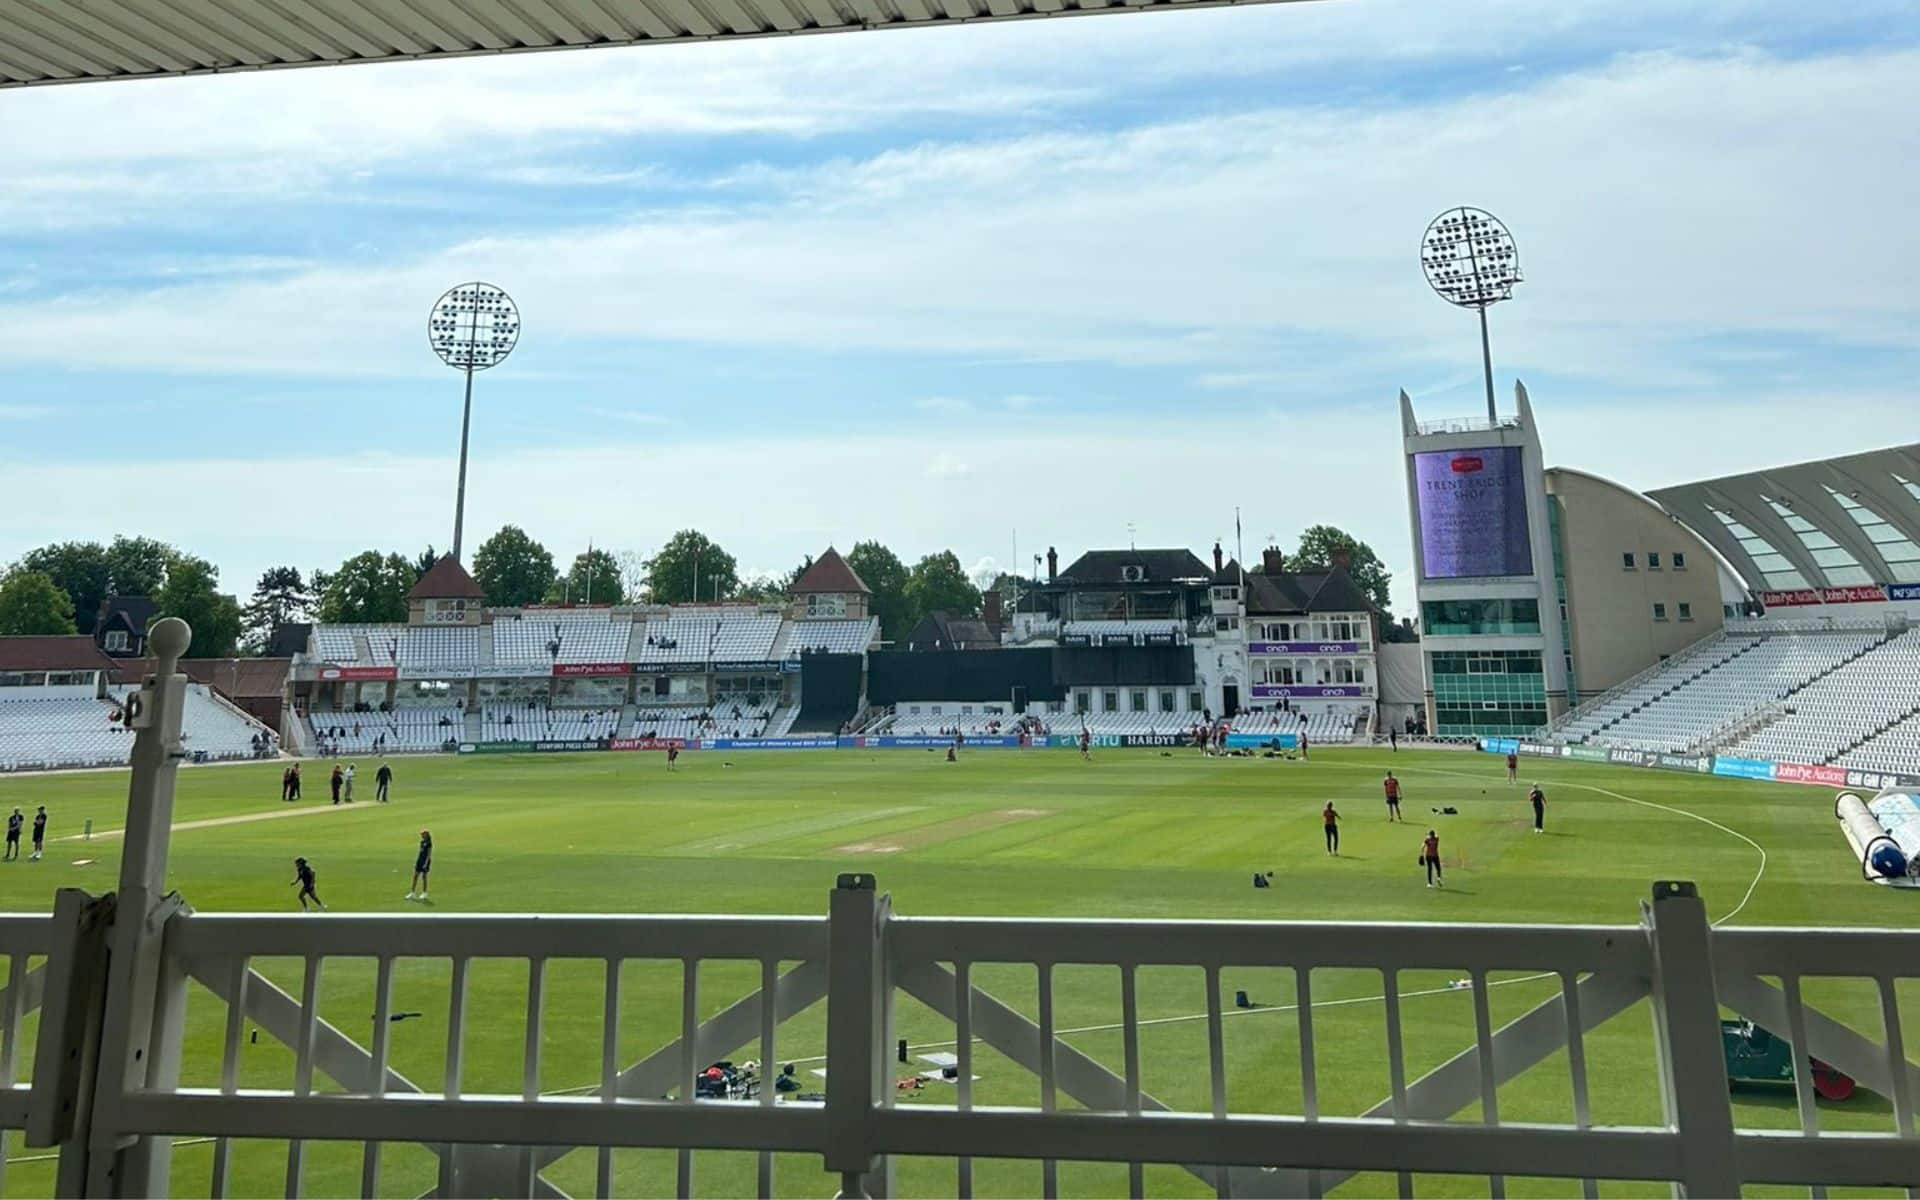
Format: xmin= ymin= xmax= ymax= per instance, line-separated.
xmin=0 ymin=747 xmax=1909 ymax=1198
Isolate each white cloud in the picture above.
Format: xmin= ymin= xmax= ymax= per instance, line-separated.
xmin=2 ymin=48 xmax=1913 ymax=386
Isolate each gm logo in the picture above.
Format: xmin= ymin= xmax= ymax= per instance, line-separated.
xmin=1451 ymin=455 xmax=1485 ymax=473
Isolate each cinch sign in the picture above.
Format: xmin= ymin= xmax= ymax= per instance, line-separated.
xmin=1248 ymin=642 xmax=1363 ymax=655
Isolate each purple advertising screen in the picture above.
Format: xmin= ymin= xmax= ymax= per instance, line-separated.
xmin=1414 ymin=446 xmax=1533 ymax=579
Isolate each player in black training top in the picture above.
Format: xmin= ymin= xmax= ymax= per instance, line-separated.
xmin=4 ymin=809 xmax=20 ymax=861
xmin=375 ymin=761 xmax=393 ymax=803
xmin=30 ymin=807 xmax=47 ymax=861
xmin=408 ymin=830 xmax=433 ymax=901
xmin=291 ymin=857 xmax=325 ymax=911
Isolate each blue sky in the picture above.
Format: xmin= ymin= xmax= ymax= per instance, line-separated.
xmin=1 ymin=0 xmax=1915 ymax=614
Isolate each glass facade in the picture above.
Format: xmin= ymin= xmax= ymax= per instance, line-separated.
xmin=1431 ymin=650 xmax=1547 ymax=735
xmin=1421 ymin=597 xmax=1541 ymax=636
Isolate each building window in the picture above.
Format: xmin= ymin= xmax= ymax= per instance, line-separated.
xmin=1622 ymin=552 xmax=1636 ymax=570
xmin=1647 ymin=552 xmax=1661 ymax=570
xmin=1075 ymin=692 xmax=1091 ymax=715
xmin=1160 ymin=690 xmax=1177 ymax=713
xmin=1678 ymin=602 xmax=1693 ymax=621
xmin=1671 ymin=551 xmax=1687 ymax=570
xmin=1652 ymin=603 xmax=1668 ymax=622
xmin=1420 ymin=598 xmax=1541 ymax=636
xmin=104 ymin=630 xmax=129 ymax=652
xmin=1188 ymin=690 xmax=1203 ymax=712
xmin=1103 ymin=690 xmax=1118 ymax=712
xmin=1130 ymin=690 xmax=1148 ymax=713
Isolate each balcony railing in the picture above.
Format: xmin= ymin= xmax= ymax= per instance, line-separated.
xmin=3 ymin=619 xmax=1915 ymax=1198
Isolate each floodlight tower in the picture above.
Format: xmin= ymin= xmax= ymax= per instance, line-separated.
xmin=429 ymin=282 xmax=520 ymax=561
xmin=1420 ymin=208 xmax=1522 ymax=424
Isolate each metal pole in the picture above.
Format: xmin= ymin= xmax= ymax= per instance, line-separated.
xmin=1477 ymin=306 xmax=1497 ymax=425
xmin=452 ymin=362 xmax=475 ymax=562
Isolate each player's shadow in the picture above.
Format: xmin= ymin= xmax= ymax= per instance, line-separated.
xmin=1430 ymin=885 xmax=1478 ymax=895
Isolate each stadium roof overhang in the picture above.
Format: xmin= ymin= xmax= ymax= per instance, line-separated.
xmin=1647 ymin=444 xmax=1920 ymax=594
xmin=0 ymin=0 xmax=1320 ymax=88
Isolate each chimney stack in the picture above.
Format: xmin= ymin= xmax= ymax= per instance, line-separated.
xmin=983 ymin=589 xmax=1004 ymax=637
xmin=1331 ymin=547 xmax=1353 ymax=572
xmin=1213 ymin=541 xmax=1224 ymax=573
xmin=1046 ymin=547 xmax=1058 ymax=581
xmin=1262 ymin=546 xmax=1285 ymax=575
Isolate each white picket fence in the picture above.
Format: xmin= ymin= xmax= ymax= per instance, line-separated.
xmin=0 ymin=620 xmax=1914 ymax=1197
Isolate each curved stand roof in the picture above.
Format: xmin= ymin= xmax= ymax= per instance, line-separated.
xmin=1647 ymin=444 xmax=1920 ymax=592
xmin=0 ymin=0 xmax=1319 ymax=88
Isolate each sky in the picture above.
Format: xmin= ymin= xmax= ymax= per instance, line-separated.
xmin=1 ymin=0 xmax=1915 ymax=617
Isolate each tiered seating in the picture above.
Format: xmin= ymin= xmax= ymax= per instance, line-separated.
xmin=1232 ymin=710 xmax=1360 ymax=743
xmin=178 ymin=685 xmax=278 ymax=759
xmin=633 ymin=613 xmax=725 ymax=663
xmin=712 ymin=614 xmax=780 ymax=660
xmin=1062 ymin=620 xmax=1184 ymax=643
xmin=1841 ymin=708 xmax=1920 ymax=776
xmin=1731 ymin=629 xmax=1920 ymax=766
xmin=0 ymin=688 xmax=276 ymax=771
xmin=311 ymin=627 xmax=361 ymax=662
xmin=481 ymin=703 xmax=619 ymax=742
xmin=493 ymin=614 xmax=632 ymax=665
xmin=306 ymin=707 xmax=463 ymax=755
xmin=630 ymin=694 xmax=781 ymax=740
xmin=0 ymin=697 xmax=132 ymax=770
xmin=398 ymin=627 xmax=478 ymax=671
xmin=1556 ymin=635 xmax=1743 ymax=742
xmin=785 ymin=619 xmax=877 ymax=656
xmin=883 ymin=706 xmax=1030 ymax=737
xmin=1570 ymin=631 xmax=1882 ymax=753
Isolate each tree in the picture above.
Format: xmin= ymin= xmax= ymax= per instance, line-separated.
xmin=614 ymin=551 xmax=650 ymax=604
xmin=732 ymin=572 xmax=786 ymax=605
xmin=153 ymin=555 xmax=242 ymax=658
xmin=242 ymin=566 xmax=315 ymax=652
xmin=645 ymin=531 xmax=737 ymax=604
xmin=1291 ymin=524 xmax=1392 ymax=613
xmin=905 ymin=550 xmax=982 ymax=629
xmin=547 ymin=548 xmax=625 ymax=606
xmin=17 ymin=541 xmax=110 ymax=629
xmin=847 ymin=541 xmax=910 ymax=638
xmin=0 ymin=570 xmax=78 ymax=636
xmin=473 ymin=526 xmax=557 ymax=608
xmin=412 ymin=546 xmax=441 ymax=581
xmin=315 ymin=551 xmax=415 ymax=624
xmin=105 ymin=536 xmax=177 ymax=597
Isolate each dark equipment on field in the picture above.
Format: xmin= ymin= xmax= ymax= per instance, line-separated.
xmin=694 ymin=1060 xmax=761 ymax=1101
xmin=1721 ymin=1020 xmax=1855 ymax=1101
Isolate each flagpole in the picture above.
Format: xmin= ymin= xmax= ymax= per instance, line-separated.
xmin=1235 ymin=508 xmax=1245 ymax=591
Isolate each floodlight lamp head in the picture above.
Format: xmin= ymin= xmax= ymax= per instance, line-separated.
xmin=429 ymin=282 xmax=520 ymax=371
xmin=1420 ymin=208 xmax=1522 ymax=310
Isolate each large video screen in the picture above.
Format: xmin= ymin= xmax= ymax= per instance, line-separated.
xmin=1414 ymin=446 xmax=1533 ymax=579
